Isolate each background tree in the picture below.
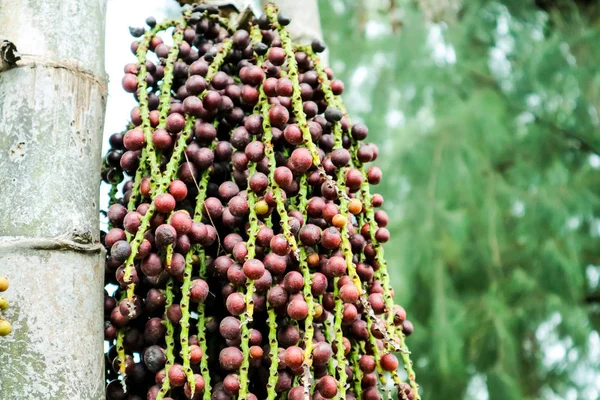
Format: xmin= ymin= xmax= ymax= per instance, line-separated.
xmin=318 ymin=0 xmax=600 ymax=398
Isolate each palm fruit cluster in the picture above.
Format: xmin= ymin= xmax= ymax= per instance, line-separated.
xmin=101 ymin=3 xmax=420 ymax=400
xmin=0 ymin=276 xmax=10 ymax=337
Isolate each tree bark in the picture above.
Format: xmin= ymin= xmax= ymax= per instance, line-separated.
xmin=0 ymin=0 xmax=108 ymax=398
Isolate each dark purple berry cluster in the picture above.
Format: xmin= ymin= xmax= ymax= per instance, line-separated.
xmin=101 ymin=4 xmax=419 ymax=400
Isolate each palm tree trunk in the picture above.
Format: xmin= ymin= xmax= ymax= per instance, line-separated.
xmin=0 ymin=0 xmax=108 ymax=398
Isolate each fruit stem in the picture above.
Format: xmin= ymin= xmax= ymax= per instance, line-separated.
xmin=156 ymin=278 xmax=176 ymax=400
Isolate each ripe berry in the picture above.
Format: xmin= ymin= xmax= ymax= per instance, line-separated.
xmin=190 ymin=279 xmax=209 ymax=303
xmin=189 ymin=344 xmax=203 ymax=364
xmin=299 ymin=224 xmax=322 ymax=246
xmin=317 ymin=376 xmax=338 ymax=399
xmin=351 ymin=123 xmax=369 ymax=140
xmin=223 ymin=373 xmax=241 ymax=394
xmin=254 ymin=269 xmax=273 ymax=293
xmin=287 ymin=298 xmax=309 ymax=320
xmin=331 ymin=79 xmax=344 ymax=95
xmin=220 ymin=316 xmax=241 ymax=340
xmin=166 ymin=113 xmax=185 ymax=133
xmin=123 ymin=129 xmax=146 ymax=150
xmin=232 ymin=29 xmax=250 ymax=49
xmin=245 ymin=141 xmax=265 ymax=162
xmin=154 ymin=193 xmax=176 ymax=214
xmin=219 ymin=347 xmax=244 ymax=371
xmin=229 ymin=195 xmax=249 ymax=217
xmin=243 ymin=259 xmax=265 ymax=280
xmin=267 ymin=285 xmax=288 ymax=308
xmin=269 ymin=104 xmax=289 ymax=127
xmin=122 ymin=73 xmax=138 ymax=93
xmin=152 ymin=128 xmax=172 ymax=150
xmin=270 ymin=234 xmax=290 ymax=256
xmin=368 ymin=293 xmax=385 ymax=314
xmin=274 ymin=166 xmax=293 ymax=187
xmin=324 ymin=106 xmax=342 ymax=122
xmin=312 ymin=342 xmax=333 ymax=366
xmin=345 ymin=169 xmax=364 ymax=191
xmin=368 ymin=166 xmax=382 ymax=184
xmin=330 ymin=148 xmax=350 ymax=167
xmin=110 ymin=240 xmax=131 ymax=262
xmin=276 ymin=77 xmax=293 ymax=97
xmin=380 ymin=353 xmax=399 ymax=372
xmin=339 ymin=283 xmax=359 ymax=304
xmin=248 ymin=345 xmax=263 ymax=361
xmin=402 ymin=319 xmax=414 ymax=336
xmin=311 ymin=39 xmax=327 ymax=53
xmin=284 ymin=346 xmax=304 ymax=368
xmin=283 ymin=271 xmax=304 ymax=294
xmin=170 ymin=211 xmax=192 ymax=234
xmin=289 ymin=148 xmax=312 ymax=174
xmin=225 ymin=292 xmax=246 ymax=316
xmin=155 ymin=224 xmax=177 ymax=248
xmin=185 ymin=74 xmax=207 ymax=95
xmin=141 ymin=253 xmax=163 ymax=277
xmin=322 ymin=227 xmax=342 ymax=250
xmin=268 ymin=47 xmax=286 ymax=66
xmin=283 ymin=124 xmax=303 ymax=146
xmin=394 ymin=305 xmax=407 ymax=325
xmin=168 ymin=364 xmax=186 ymax=387
xmin=123 ymin=212 xmax=142 ymax=234
xmin=167 ymin=304 xmax=182 ymax=324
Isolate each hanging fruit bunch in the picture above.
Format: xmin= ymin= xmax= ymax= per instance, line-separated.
xmin=101 ymin=3 xmax=419 ymax=400
xmin=0 ymin=276 xmax=10 ymax=337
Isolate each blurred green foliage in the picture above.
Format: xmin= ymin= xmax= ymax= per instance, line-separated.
xmin=318 ymin=0 xmax=600 ymax=398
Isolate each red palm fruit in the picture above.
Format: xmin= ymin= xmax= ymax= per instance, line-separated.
xmin=243 ymin=259 xmax=265 ymax=280
xmin=311 ymin=273 xmax=328 ymax=296
xmin=268 ymin=47 xmax=286 ymax=66
xmin=317 ymin=376 xmax=338 ymax=399
xmin=368 ymin=292 xmax=385 ymax=314
xmin=267 ymin=285 xmax=288 ymax=308
xmin=269 ymin=104 xmax=289 ymax=127
xmin=339 ymin=283 xmax=359 ymax=304
xmin=269 ymin=234 xmax=290 ymax=256
xmin=225 ymin=292 xmax=246 ymax=316
xmin=167 ymin=364 xmax=186 ymax=387
xmin=168 ymin=180 xmax=187 ymax=201
xmin=273 ymin=166 xmax=293 ymax=187
xmin=166 ymin=304 xmax=182 ymax=324
xmin=287 ymin=298 xmax=309 ymax=320
xmin=183 ymin=374 xmax=205 ymax=398
xmin=284 ymin=346 xmax=304 ymax=369
xmin=322 ymin=227 xmax=342 ymax=250
xmin=219 ymin=347 xmax=244 ymax=371
xmin=154 ymin=193 xmax=176 ymax=214
xmin=283 ymin=271 xmax=304 ymax=294
xmin=264 ymin=253 xmax=287 ymax=275
xmin=189 ymin=279 xmax=209 ymax=303
xmin=312 ymin=342 xmax=333 ymax=366
xmin=299 ymin=223 xmax=322 ymax=246
xmin=169 ymin=211 xmax=192 ymax=234
xmin=189 ymin=345 xmax=203 ymax=364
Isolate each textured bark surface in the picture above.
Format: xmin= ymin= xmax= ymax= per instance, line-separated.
xmin=0 ymin=0 xmax=108 ymax=398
